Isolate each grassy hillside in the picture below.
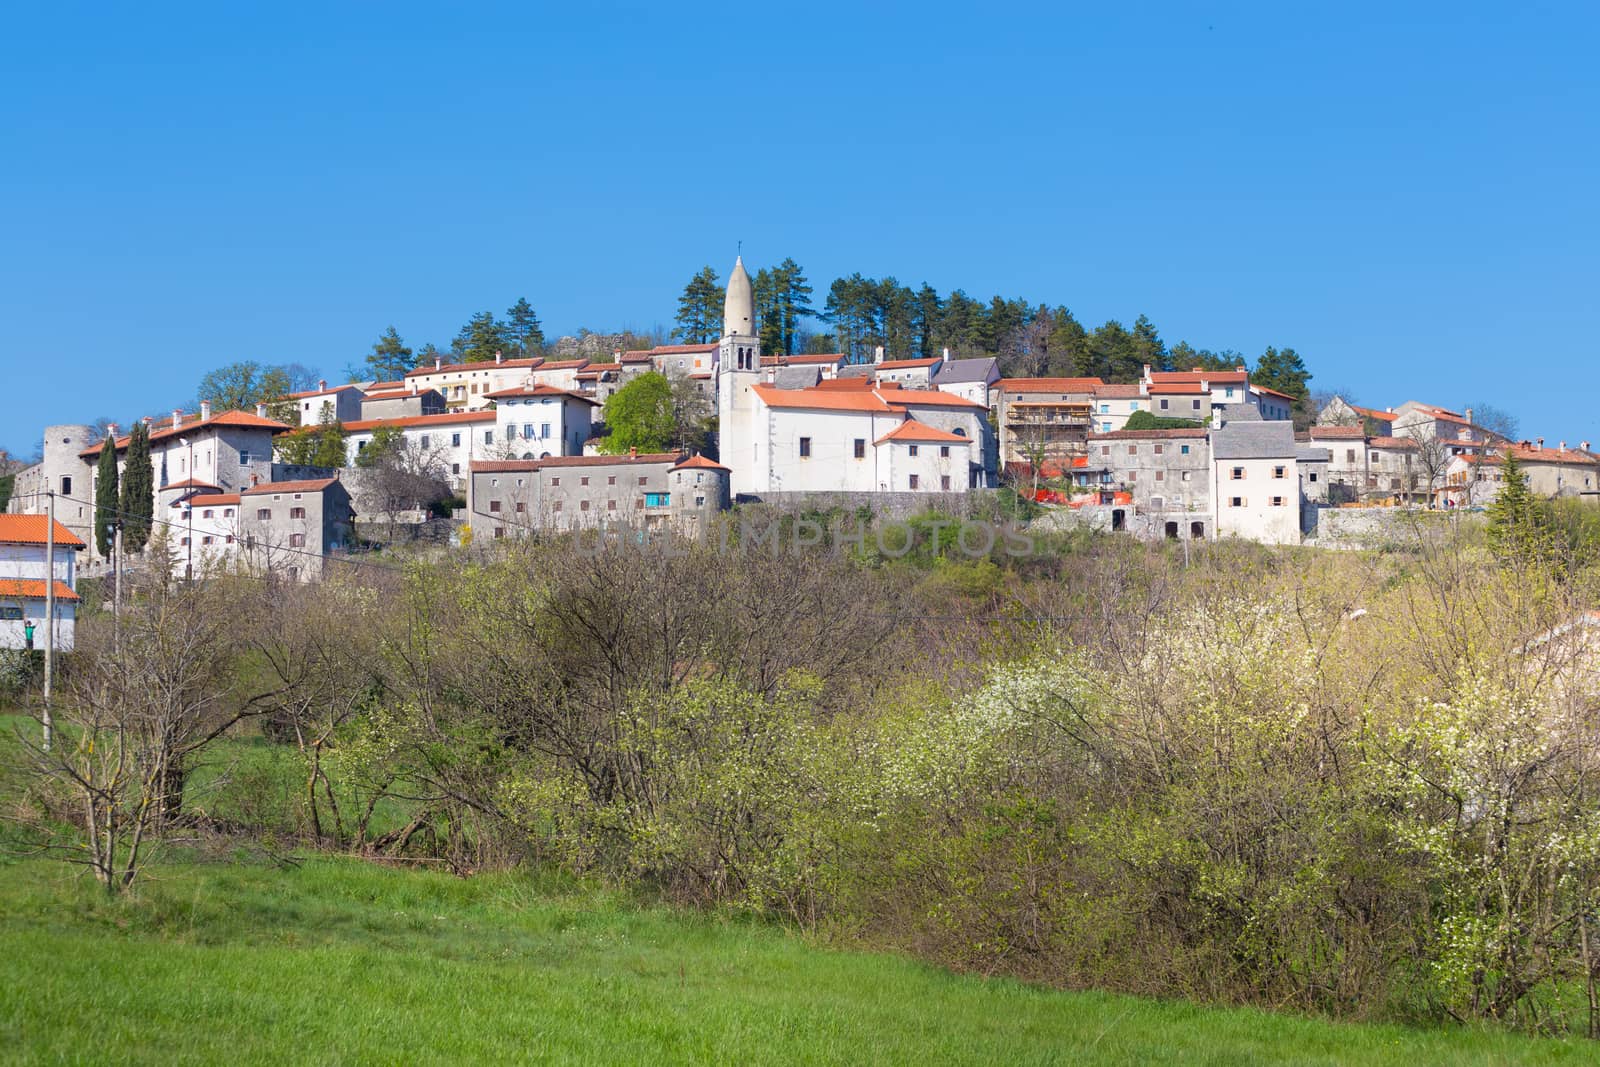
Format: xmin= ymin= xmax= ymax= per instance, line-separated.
xmin=0 ymin=854 xmax=1587 ymax=1066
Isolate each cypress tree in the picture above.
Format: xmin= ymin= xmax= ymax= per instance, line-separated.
xmin=1486 ymin=451 xmax=1543 ymax=566
xmin=119 ymin=423 xmax=155 ymax=552
xmin=94 ymin=437 xmax=119 ymax=557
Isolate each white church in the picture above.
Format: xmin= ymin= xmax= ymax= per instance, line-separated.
xmin=714 ymin=257 xmax=992 ymax=499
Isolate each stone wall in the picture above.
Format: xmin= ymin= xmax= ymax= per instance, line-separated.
xmin=735 ymin=489 xmax=1002 ymax=520
xmin=1306 ymin=505 xmax=1483 ymax=549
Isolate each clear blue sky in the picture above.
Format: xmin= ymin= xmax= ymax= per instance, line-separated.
xmin=3 ymin=1 xmax=1597 ymax=457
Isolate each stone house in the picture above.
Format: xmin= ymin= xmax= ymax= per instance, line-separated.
xmin=1087 ymin=427 xmax=1212 ymax=539
xmin=238 ymin=477 xmax=355 ymax=582
xmin=1211 ymin=422 xmax=1301 ymax=545
xmin=467 ymin=452 xmax=729 ymax=540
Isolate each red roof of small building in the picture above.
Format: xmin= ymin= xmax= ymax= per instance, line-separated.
xmin=342 ymin=411 xmax=498 ymax=432
xmin=162 ymin=478 xmax=223 ymax=492
xmin=82 ymin=409 xmax=292 ymax=457
xmin=1252 ymin=384 xmax=1298 ymax=401
xmin=1146 ymin=381 xmax=1209 ymax=395
xmin=0 ymin=515 xmax=86 ymax=549
xmin=997 ymin=377 xmax=1105 ymax=393
xmin=651 ymin=344 xmax=718 ymax=355
xmin=670 ymin=454 xmax=732 ymax=472
xmin=404 ymin=357 xmax=543 ymax=377
xmin=180 ymin=494 xmax=242 ymax=507
xmin=483 ymin=384 xmax=598 ymax=403
xmin=1092 ymin=383 xmax=1143 ymax=399
xmin=243 ymin=478 xmax=342 ymax=496
xmin=1307 ymin=425 xmax=1367 ymax=439
xmin=1149 ymin=369 xmax=1249 ymax=385
xmin=874 ymin=420 xmax=975 ymax=446
xmin=0 ymin=578 xmax=80 ymax=602
xmin=533 ymin=359 xmax=592 ymax=371
xmin=1369 ymin=436 xmax=1420 ymax=450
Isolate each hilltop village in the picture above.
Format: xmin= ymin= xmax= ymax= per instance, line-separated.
xmin=3 ymin=257 xmax=1592 ymax=648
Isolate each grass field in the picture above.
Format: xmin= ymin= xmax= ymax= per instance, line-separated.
xmin=0 ymin=853 xmax=1590 ymax=1066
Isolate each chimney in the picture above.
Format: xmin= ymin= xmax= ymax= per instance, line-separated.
xmin=106 ymin=422 xmax=118 ymax=439
xmin=941 ymin=347 xmax=950 ymax=361
xmin=1537 ymin=437 xmax=1545 ymax=451
xmin=874 ymin=345 xmax=885 ymax=365
xmin=318 ymin=379 xmax=327 ymax=392
xmin=200 ymin=400 xmax=211 ymax=421
xmin=629 ymin=446 xmax=637 ymax=457
xmin=1237 ymin=364 xmax=1247 ymax=373
xmin=250 ymin=473 xmax=260 ymax=487
xmin=1560 ymin=440 xmax=1567 ymax=452
xmin=142 ymin=416 xmax=153 ymax=427
xmin=1142 ymin=363 xmax=1151 ymax=378
xmin=171 ymin=409 xmax=182 ymax=429
xmin=1464 ymin=406 xmax=1474 ymax=425
xmin=1582 ymin=440 xmax=1591 ymax=452
xmin=434 ymin=357 xmax=442 ymax=371
xmin=494 ymin=351 xmax=503 ymax=365
xmin=255 ymin=402 xmax=268 ymax=418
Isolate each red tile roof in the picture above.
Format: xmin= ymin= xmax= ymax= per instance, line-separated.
xmin=0 ymin=515 xmax=86 ymax=549
xmin=813 ymin=378 xmax=875 ymax=391
xmin=242 ymin=478 xmax=342 ymax=496
xmin=483 ymin=384 xmax=598 ymax=403
xmin=1146 ymin=381 xmax=1209 ymax=395
xmin=369 ymin=380 xmax=404 ymax=391
xmin=880 ymin=388 xmax=987 ymax=410
xmin=180 ymin=494 xmax=242 ymax=507
xmin=1149 ymin=369 xmax=1249 ymax=385
xmin=1307 ymin=426 xmax=1366 ymax=439
xmin=997 ymin=377 xmax=1105 ymax=393
xmin=751 ymin=385 xmax=897 ymax=413
xmin=82 ymin=409 xmax=292 ymax=457
xmin=1351 ymin=404 xmax=1396 ymax=422
xmin=472 ymin=452 xmax=683 ymax=473
xmin=342 ymin=411 xmax=498 ymax=432
xmin=1489 ymin=445 xmax=1600 ymax=467
xmin=1368 ymin=436 xmax=1420 ymax=450
xmin=0 ymin=579 xmax=80 ymax=603
xmin=363 ymin=389 xmax=435 ymax=402
xmin=162 ymin=478 xmax=223 ymax=492
xmin=532 ymin=359 xmax=592 ymax=371
xmin=1092 ymin=383 xmax=1143 ymax=399
xmin=671 ymin=454 xmax=731 ymax=472
xmin=1251 ymin=384 xmax=1298 ymax=401
xmin=620 ymin=350 xmax=655 ymax=363
xmin=404 ymin=357 xmax=543 ymax=377
xmin=286 ymin=383 xmax=362 ymax=399
xmin=874 ymin=420 xmax=975 ymax=446
xmin=874 ymin=356 xmax=943 ymax=369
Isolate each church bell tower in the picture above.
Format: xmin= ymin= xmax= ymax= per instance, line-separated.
xmin=717 ymin=255 xmax=761 ymax=494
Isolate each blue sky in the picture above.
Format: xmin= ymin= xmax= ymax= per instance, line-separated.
xmin=3 ymin=1 xmax=1597 ymax=457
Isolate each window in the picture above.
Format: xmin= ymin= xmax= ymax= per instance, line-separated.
xmin=202 ymin=535 xmax=214 ymax=546
xmin=420 ymin=435 xmax=430 ymax=448
xmin=452 ymin=433 xmax=461 ymax=447
xmin=1346 ymin=449 xmax=1357 ymax=463
xmin=1231 ymin=467 xmax=1245 ymax=480
xmin=240 ymin=451 xmax=253 ymax=464
xmin=452 ymin=463 xmax=460 ymax=475
xmin=854 ymin=439 xmax=865 ymax=459
xmin=289 ymin=532 xmax=306 ymax=547
xmin=580 ymin=476 xmax=589 ymax=486
xmin=515 ymin=502 xmax=526 ymax=513
xmin=1272 ymin=465 xmax=1286 ymax=479
xmin=1181 ymin=471 xmax=1191 ymax=481
xmin=1271 ymin=496 xmax=1285 ymax=507
xmin=1153 ymin=445 xmax=1163 ymax=455
xmin=1225 ymin=387 xmax=1235 ymax=398
xmin=940 ymin=476 xmax=950 ymax=491
xmin=607 ymin=500 xmax=617 ymax=511
xmin=607 ymin=476 xmax=616 ymax=486
xmin=1127 ymin=471 xmax=1136 ymax=481
xmin=1159 ymin=399 xmax=1169 ymax=410
xmin=908 ymin=474 xmax=920 ymax=489
xmin=257 ymin=508 xmax=271 ymax=520
xmin=180 ymin=537 xmax=190 ymax=546
xmin=1230 ymin=496 xmax=1244 ymax=507
xmin=551 ymin=477 xmax=560 ymax=486
xmin=1150 ymin=497 xmax=1163 ymax=510
xmin=1099 ymin=403 xmax=1109 ymax=413
xmin=489 ymin=500 xmax=502 ymax=513
xmin=909 ymin=445 xmax=919 ymax=457
xmin=484 ymin=430 xmax=494 ymax=445
xmin=1191 ymin=399 xmax=1201 ymax=410
xmin=1155 ymin=470 xmax=1165 ymax=481
xmin=1180 ymin=444 xmax=1190 ymax=455
xmin=494 ymin=527 xmax=505 ymax=539
xmin=541 ymin=423 xmax=551 ymax=439
xmin=638 ymin=476 xmax=648 ymax=486
xmin=1128 ymin=445 xmax=1138 ymax=455
xmin=290 ymin=507 xmax=306 ymax=519
xmin=0 ymin=606 xmax=21 ymax=621
xmin=203 ymin=509 xmax=214 ymax=519
xmin=225 ymin=535 xmax=235 ymax=544
xmin=580 ymin=500 xmax=590 ymax=511
xmin=940 ymin=445 xmax=950 ymax=458
xmin=1101 ymin=446 xmax=1111 ymax=456
xmin=645 ymin=492 xmax=670 ymax=507
xmin=522 ymin=424 xmax=535 ymax=440
xmin=695 ymin=495 xmax=705 ymax=506
xmin=224 ymin=508 xmax=233 ymax=518
xmin=1309 ymin=472 xmax=1319 ymax=482
xmin=553 ymin=500 xmax=562 ymax=512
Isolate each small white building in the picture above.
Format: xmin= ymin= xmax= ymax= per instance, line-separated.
xmin=483 ymin=384 xmax=597 ymax=460
xmin=341 ymin=410 xmax=500 ymax=491
xmin=0 ymin=514 xmax=85 ymax=652
xmin=287 ymin=381 xmax=365 ymax=426
xmin=401 ymin=353 xmax=551 ymax=410
xmin=1211 ymin=422 xmax=1302 ymax=545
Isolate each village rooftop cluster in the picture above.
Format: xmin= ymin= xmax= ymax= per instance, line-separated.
xmin=4 ymin=257 xmax=1594 ymax=652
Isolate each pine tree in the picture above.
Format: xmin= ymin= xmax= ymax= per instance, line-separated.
xmin=452 ymin=311 xmax=511 ymax=362
xmin=1252 ymin=346 xmax=1313 ymax=400
xmin=910 ymin=284 xmax=942 ymax=359
xmin=119 ymin=423 xmax=154 ymax=552
xmin=94 ymin=436 xmax=119 ymax=557
xmin=1131 ymin=314 xmax=1168 ymax=372
xmin=505 ymin=298 xmax=545 ymax=356
xmin=365 ymin=327 xmax=413 ymax=381
xmin=673 ymin=267 xmax=723 ymax=344
xmin=773 ymin=258 xmax=815 ymax=356
xmin=753 ymin=267 xmax=783 ymax=356
xmin=1486 ymin=451 xmax=1546 ymax=566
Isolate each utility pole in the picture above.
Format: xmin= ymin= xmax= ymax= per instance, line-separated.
xmin=113 ymin=522 xmax=123 ymax=644
xmin=43 ymin=490 xmax=55 ymax=752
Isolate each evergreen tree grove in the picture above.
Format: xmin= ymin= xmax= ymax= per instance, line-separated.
xmin=673 ymin=267 xmax=723 ymax=344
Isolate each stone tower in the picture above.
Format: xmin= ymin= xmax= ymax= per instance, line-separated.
xmin=717 ymin=256 xmax=762 ymax=496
